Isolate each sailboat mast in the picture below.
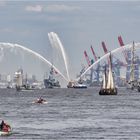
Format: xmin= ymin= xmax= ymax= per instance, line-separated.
xmin=103 ymin=65 xmax=107 ymax=89
xmin=109 ymin=52 xmax=112 ymax=70
xmin=130 ymin=41 xmax=135 ymax=81
xmin=106 ymin=52 xmax=114 ymax=89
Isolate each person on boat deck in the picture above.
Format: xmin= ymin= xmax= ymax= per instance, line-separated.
xmin=0 ymin=120 xmax=10 ymax=132
xmin=39 ymin=97 xmax=43 ymax=101
xmin=0 ymin=120 xmax=4 ymax=130
xmin=37 ymin=97 xmax=44 ymax=103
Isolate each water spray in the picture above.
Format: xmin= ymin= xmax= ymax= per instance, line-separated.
xmin=77 ymin=43 xmax=140 ymax=81
xmin=48 ymin=32 xmax=70 ymax=81
xmin=0 ymin=43 xmax=69 ymax=82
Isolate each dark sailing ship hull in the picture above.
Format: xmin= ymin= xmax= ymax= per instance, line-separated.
xmin=126 ymin=81 xmax=140 ymax=92
xmin=99 ymin=88 xmax=117 ymax=95
xmin=137 ymin=86 xmax=140 ymax=92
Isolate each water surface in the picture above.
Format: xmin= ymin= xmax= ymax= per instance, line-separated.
xmin=0 ymin=88 xmax=140 ymax=139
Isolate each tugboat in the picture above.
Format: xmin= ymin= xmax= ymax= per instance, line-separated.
xmin=99 ymin=52 xmax=117 ymax=95
xmin=44 ymin=67 xmax=61 ymax=88
xmin=67 ymin=78 xmax=87 ymax=89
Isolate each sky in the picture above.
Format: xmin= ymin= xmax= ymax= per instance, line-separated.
xmin=0 ymin=0 xmax=140 ymax=83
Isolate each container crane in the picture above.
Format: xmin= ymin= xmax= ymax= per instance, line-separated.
xmin=90 ymin=46 xmax=98 ymax=61
xmin=90 ymin=45 xmax=100 ymax=83
xmin=84 ymin=50 xmax=91 ymax=67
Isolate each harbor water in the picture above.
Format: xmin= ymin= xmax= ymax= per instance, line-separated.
xmin=0 ymin=88 xmax=140 ymax=139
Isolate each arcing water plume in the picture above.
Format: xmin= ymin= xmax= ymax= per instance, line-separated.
xmin=54 ymin=33 xmax=70 ymax=81
xmin=77 ymin=43 xmax=140 ymax=81
xmin=0 ymin=43 xmax=68 ymax=82
xmin=0 ymin=47 xmax=4 ymax=61
xmin=48 ymin=32 xmax=70 ymax=81
xmin=48 ymin=33 xmax=54 ymax=50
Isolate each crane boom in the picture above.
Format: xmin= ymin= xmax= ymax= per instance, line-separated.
xmin=90 ymin=45 xmax=97 ymax=61
xmin=84 ymin=50 xmax=91 ymax=66
xmin=118 ymin=36 xmax=128 ymax=62
xmin=102 ymin=41 xmax=108 ymax=54
xmin=101 ymin=41 xmax=110 ymax=65
xmin=118 ymin=35 xmax=124 ymax=46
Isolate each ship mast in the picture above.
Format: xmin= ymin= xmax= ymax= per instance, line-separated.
xmin=130 ymin=41 xmax=135 ymax=82
xmin=106 ymin=52 xmax=114 ymax=89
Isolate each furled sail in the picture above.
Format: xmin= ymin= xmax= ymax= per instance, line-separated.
xmin=106 ymin=53 xmax=114 ymax=89
xmin=102 ymin=73 xmax=106 ymax=89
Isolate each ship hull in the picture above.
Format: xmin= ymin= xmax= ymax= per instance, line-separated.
xmin=73 ymin=85 xmax=87 ymax=89
xmin=137 ymin=86 xmax=140 ymax=92
xmin=99 ymin=88 xmax=117 ymax=95
xmin=44 ymin=79 xmax=60 ymax=89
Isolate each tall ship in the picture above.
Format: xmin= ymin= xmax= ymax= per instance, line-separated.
xmin=126 ymin=42 xmax=140 ymax=91
xmin=99 ymin=52 xmax=117 ymax=95
xmin=15 ymin=68 xmax=23 ymax=91
xmin=14 ymin=68 xmax=33 ymax=91
xmin=44 ymin=67 xmax=61 ymax=88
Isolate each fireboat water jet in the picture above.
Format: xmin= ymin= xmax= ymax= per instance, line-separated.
xmin=48 ymin=32 xmax=70 ymax=82
xmin=0 ymin=43 xmax=68 ymax=82
xmin=77 ymin=43 xmax=140 ymax=82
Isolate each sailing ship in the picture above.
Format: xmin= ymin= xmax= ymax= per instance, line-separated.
xmin=126 ymin=41 xmax=140 ymax=91
xmin=99 ymin=52 xmax=117 ymax=95
xmin=15 ymin=69 xmax=23 ymax=91
xmin=15 ymin=68 xmax=33 ymax=91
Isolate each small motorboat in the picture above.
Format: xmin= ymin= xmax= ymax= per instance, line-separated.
xmin=0 ymin=122 xmax=12 ymax=136
xmin=0 ymin=130 xmax=12 ymax=136
xmin=32 ymin=98 xmax=48 ymax=104
xmin=67 ymin=81 xmax=87 ymax=88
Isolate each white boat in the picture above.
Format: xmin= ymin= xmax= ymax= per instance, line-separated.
xmin=67 ymin=81 xmax=87 ymax=88
xmin=99 ymin=52 xmax=117 ymax=95
xmin=0 ymin=130 xmax=12 ymax=136
xmin=73 ymin=83 xmax=87 ymax=88
xmin=0 ymin=123 xmax=12 ymax=136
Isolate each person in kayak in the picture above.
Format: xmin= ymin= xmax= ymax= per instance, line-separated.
xmin=0 ymin=120 xmax=11 ymax=132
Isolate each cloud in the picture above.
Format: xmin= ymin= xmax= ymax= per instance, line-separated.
xmin=1 ymin=28 xmax=13 ymax=33
xmin=0 ymin=28 xmax=31 ymax=36
xmin=46 ymin=4 xmax=81 ymax=13
xmin=25 ymin=4 xmax=80 ymax=13
xmin=0 ymin=1 xmax=6 ymax=7
xmin=25 ymin=5 xmax=43 ymax=12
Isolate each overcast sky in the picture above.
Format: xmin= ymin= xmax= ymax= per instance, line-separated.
xmin=0 ymin=1 xmax=140 ymax=81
